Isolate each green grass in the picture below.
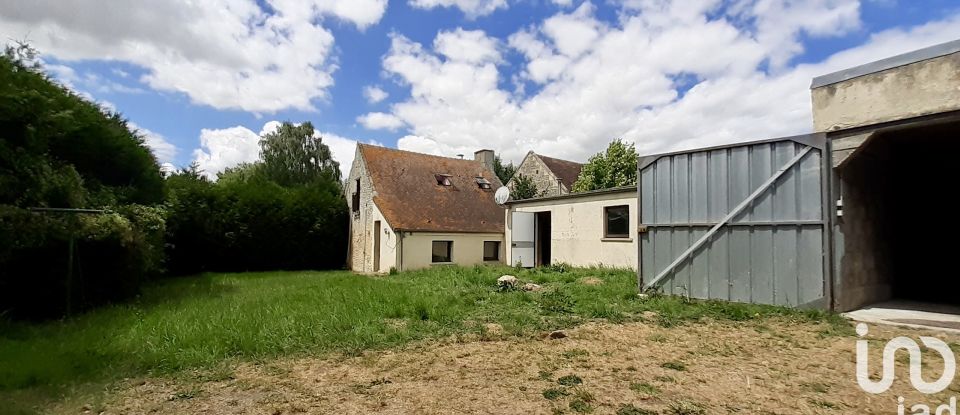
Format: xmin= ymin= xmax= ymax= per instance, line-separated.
xmin=0 ymin=265 xmax=848 ymax=412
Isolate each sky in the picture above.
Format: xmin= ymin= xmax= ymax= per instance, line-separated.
xmin=2 ymin=0 xmax=959 ymax=179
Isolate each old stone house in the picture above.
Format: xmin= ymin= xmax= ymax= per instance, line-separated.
xmin=506 ymin=152 xmax=583 ymax=197
xmin=345 ymin=144 xmax=505 ymax=273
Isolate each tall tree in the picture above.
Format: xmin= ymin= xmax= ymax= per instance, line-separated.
xmin=492 ymin=155 xmax=516 ymax=184
xmin=571 ymin=139 xmax=638 ymax=192
xmin=259 ymin=122 xmax=340 ymax=187
xmin=510 ymin=174 xmax=540 ymax=200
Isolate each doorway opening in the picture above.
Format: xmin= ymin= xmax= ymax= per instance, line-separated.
xmin=535 ymin=212 xmax=551 ymax=266
xmin=837 ymin=119 xmax=960 ymax=312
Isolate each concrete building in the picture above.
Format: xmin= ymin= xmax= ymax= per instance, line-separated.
xmin=812 ymin=39 xmax=960 ymax=311
xmin=504 ymin=187 xmax=637 ymax=269
xmin=637 ymin=39 xmax=960 ymax=311
xmin=345 ymin=145 xmax=505 ymax=273
xmin=506 ymin=152 xmax=583 ymax=197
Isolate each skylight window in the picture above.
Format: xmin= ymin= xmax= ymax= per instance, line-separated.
xmin=435 ymin=174 xmax=452 ymax=186
xmin=476 ymin=177 xmax=491 ymax=189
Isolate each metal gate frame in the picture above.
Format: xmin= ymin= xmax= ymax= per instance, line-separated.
xmin=636 ymin=133 xmax=834 ymax=309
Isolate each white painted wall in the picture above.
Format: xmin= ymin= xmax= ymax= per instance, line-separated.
xmin=505 ymin=190 xmax=638 ymax=269
xmin=399 ymin=232 xmax=504 ymax=271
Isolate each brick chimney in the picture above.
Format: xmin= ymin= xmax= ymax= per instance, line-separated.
xmin=474 ymin=149 xmax=495 ymax=174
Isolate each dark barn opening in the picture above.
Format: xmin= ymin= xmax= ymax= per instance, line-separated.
xmin=536 ymin=211 xmax=551 ymax=266
xmin=837 ymin=119 xmax=960 ymax=309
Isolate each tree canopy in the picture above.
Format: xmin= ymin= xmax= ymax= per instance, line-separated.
xmin=259 ymin=121 xmax=341 ymax=186
xmin=0 ymin=43 xmax=164 ymax=208
xmin=571 ymin=139 xmax=638 ymax=192
xmin=510 ymin=174 xmax=540 ymax=200
xmin=492 ymin=155 xmax=516 ymax=184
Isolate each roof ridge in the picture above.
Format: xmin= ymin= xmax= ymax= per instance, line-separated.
xmin=359 ymin=143 xmax=487 ymax=165
xmin=535 ymin=152 xmax=583 ymax=165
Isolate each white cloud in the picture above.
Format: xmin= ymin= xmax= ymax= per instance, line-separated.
xmin=191 ymin=121 xmax=375 ymax=180
xmin=0 ymin=0 xmax=388 ymax=113
xmin=408 ymin=0 xmax=508 ymax=18
xmin=192 ymin=126 xmax=263 ymax=180
xmin=363 ymin=85 xmax=389 ymax=104
xmin=357 ymin=112 xmax=406 ymax=131
xmin=129 ymin=123 xmax=178 ymax=165
xmin=373 ymin=1 xmax=960 ymax=165
xmin=434 ymin=28 xmax=502 ymax=64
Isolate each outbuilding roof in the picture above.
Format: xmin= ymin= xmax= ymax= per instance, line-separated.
xmin=537 ymin=154 xmax=584 ymax=188
xmin=811 ymin=39 xmax=960 ymax=88
xmin=359 ymin=144 xmax=505 ymax=233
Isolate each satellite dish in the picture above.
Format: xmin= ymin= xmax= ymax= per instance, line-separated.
xmin=494 ymin=186 xmax=510 ymax=205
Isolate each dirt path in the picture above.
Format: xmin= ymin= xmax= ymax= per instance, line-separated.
xmin=74 ymin=319 xmax=960 ymax=414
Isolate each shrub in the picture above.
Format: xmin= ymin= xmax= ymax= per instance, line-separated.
xmin=0 ymin=206 xmax=156 ymax=319
xmin=539 ymin=289 xmax=576 ymax=314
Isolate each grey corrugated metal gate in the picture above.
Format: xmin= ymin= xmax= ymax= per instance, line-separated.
xmin=638 ymin=134 xmax=831 ymax=308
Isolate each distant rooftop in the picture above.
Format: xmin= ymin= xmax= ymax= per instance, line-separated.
xmin=811 ymin=39 xmax=960 ymax=89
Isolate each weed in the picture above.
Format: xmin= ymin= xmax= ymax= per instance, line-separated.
xmin=558 ymin=375 xmax=583 ymax=386
xmin=538 ymin=370 xmax=555 ymax=381
xmin=617 ymin=404 xmax=657 ymax=415
xmin=665 ymin=400 xmax=705 ymax=415
xmin=562 ymin=349 xmax=590 ymax=359
xmin=630 ymin=382 xmax=660 ymax=395
xmin=809 ymin=399 xmax=838 ymax=409
xmin=647 ymin=334 xmax=668 ymax=343
xmin=539 ymin=290 xmax=576 ymax=314
xmin=660 ymin=361 xmax=687 ymax=372
xmin=543 ymin=388 xmax=569 ymax=400
xmin=569 ymin=399 xmax=593 ymax=413
xmin=653 ymin=375 xmax=676 ymax=383
xmin=169 ymin=389 xmax=200 ymax=401
xmin=573 ymin=389 xmax=594 ymax=403
xmin=550 ymin=262 xmax=571 ymax=273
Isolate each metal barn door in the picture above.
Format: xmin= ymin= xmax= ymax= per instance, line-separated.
xmin=511 ymin=212 xmax=535 ymax=268
xmin=638 ymin=134 xmax=830 ymax=308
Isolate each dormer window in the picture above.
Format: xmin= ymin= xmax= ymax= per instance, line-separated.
xmin=435 ymin=174 xmax=452 ymax=186
xmin=475 ymin=177 xmax=491 ymax=189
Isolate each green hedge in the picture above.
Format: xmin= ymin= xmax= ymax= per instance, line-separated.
xmin=164 ymin=178 xmax=348 ymax=275
xmin=0 ymin=205 xmax=161 ymax=319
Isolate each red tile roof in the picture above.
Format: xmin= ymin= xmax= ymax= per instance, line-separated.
xmin=359 ymin=144 xmax=505 ymax=233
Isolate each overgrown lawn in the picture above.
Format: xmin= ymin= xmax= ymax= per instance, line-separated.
xmin=0 ymin=265 xmax=847 ymax=412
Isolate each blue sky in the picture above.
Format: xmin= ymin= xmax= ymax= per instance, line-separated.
xmin=2 ymin=0 xmax=959 ymax=178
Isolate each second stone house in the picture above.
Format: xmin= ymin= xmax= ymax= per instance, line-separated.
xmin=506 ymin=151 xmax=584 ymax=197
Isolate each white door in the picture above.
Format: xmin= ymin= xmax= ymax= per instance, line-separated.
xmin=511 ymin=212 xmax=535 ymax=268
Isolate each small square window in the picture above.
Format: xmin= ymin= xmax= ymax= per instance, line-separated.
xmin=483 ymin=241 xmax=500 ymax=261
xmin=432 ymin=241 xmax=453 ymax=263
xmin=604 ymin=205 xmax=630 ymax=238
xmin=435 ymin=174 xmax=452 ymax=186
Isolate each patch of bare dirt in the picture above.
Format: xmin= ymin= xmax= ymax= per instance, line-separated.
xmin=75 ymin=320 xmax=960 ymax=414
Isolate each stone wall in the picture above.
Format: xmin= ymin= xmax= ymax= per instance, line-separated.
xmin=344 ymin=146 xmax=379 ymax=273
xmin=507 ymin=152 xmax=566 ymax=197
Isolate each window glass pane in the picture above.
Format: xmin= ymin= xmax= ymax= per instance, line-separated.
xmin=483 ymin=241 xmax=500 ymax=261
xmin=432 ymin=241 xmax=452 ymax=262
xmin=605 ymin=205 xmax=629 ymax=237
